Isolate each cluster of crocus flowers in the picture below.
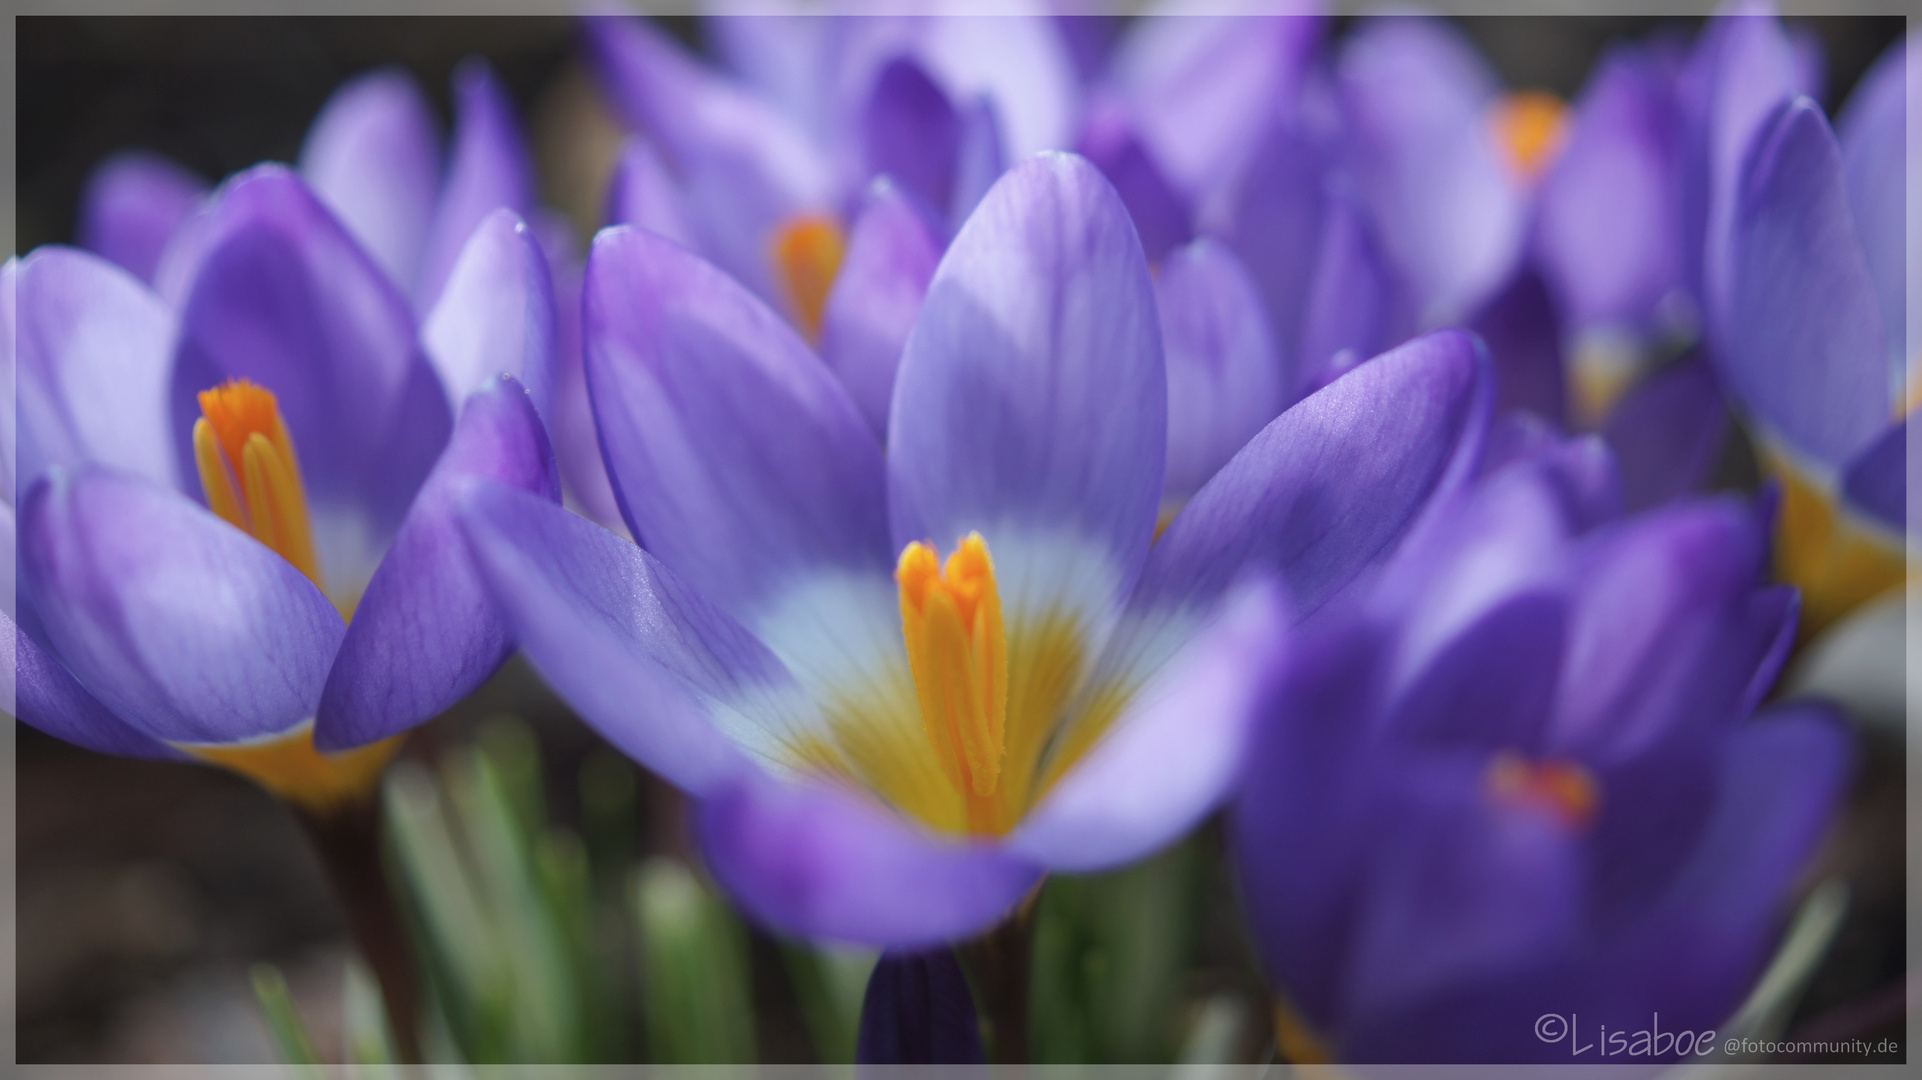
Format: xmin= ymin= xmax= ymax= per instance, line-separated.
xmin=1232 ymin=424 xmax=1850 ymax=1063
xmin=6 ymin=59 xmax=561 ymax=811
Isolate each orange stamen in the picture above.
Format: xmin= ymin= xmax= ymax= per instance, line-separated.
xmin=1491 ymin=90 xmax=1570 ymax=182
xmin=193 ymin=379 xmax=323 ymax=589
xmin=896 ymin=533 xmax=1008 ymax=805
xmin=772 ymin=213 xmax=847 ymax=343
xmin=1486 ymin=751 xmax=1599 ymax=829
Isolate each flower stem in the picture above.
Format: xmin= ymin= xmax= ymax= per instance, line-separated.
xmin=960 ymin=896 xmax=1038 ymax=1068
xmin=293 ymin=797 xmax=423 ymax=1063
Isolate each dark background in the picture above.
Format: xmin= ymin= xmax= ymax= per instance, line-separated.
xmin=13 ymin=13 xmax=1907 ymax=1063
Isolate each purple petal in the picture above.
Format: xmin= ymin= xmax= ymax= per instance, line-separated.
xmin=818 ymin=180 xmax=941 ymax=441
xmin=1837 ymin=31 xmax=1913 ymax=384
xmin=1296 ymin=188 xmax=1403 ymax=395
xmin=1533 ymin=43 xmax=1684 ymax=335
xmin=419 ymin=208 xmax=558 ymax=421
xmin=1687 ymin=3 xmax=1804 ymax=348
xmin=1603 ymin=702 xmax=1850 ymax=1030
xmin=1109 ymin=7 xmax=1325 ymax=202
xmin=8 ymin=247 xmax=181 ymax=496
xmin=18 ymin=469 xmax=344 ymax=745
xmin=1077 ymin=95 xmax=1193 ymax=263
xmin=1727 ymin=98 xmax=1887 ymax=467
xmin=602 ymin=137 xmax=697 ymax=247
xmin=908 ymin=13 xmax=1079 ymax=164
xmin=1156 ymin=238 xmax=1286 ymax=504
xmin=546 ymin=258 xmax=628 ymax=533
xmin=856 ymin=949 xmax=985 ymax=1066
xmin=1213 ymin=120 xmax=1327 ymax=384
xmin=1010 ymin=576 xmax=1287 ymax=872
xmin=416 ymin=59 xmax=536 ymax=312
xmin=168 ymin=166 xmax=454 ymax=588
xmin=1337 ymin=14 xmax=1524 ymax=324
xmin=1548 ymin=498 xmax=1769 ymax=760
xmin=1839 ymin=416 xmax=1909 ymax=535
xmin=696 ymin=769 xmax=1041 ymax=947
xmin=862 ymin=57 xmax=961 ymax=221
xmin=583 ymin=225 xmax=891 ymax=625
xmin=1469 ymin=269 xmax=1566 ymax=424
xmin=456 ymin=479 xmax=764 ymax=794
xmin=888 ymin=153 xmax=1165 ymax=614
xmin=1601 ymin=356 xmax=1727 ymax=512
xmin=298 ymin=68 xmax=443 ymax=294
xmin=1139 ymin=329 xmax=1489 ymax=620
xmin=315 ymin=376 xmax=558 ymax=750
xmin=948 ymin=96 xmax=1006 ymax=229
xmin=582 ymin=13 xmax=836 ymax=303
xmin=1382 ymin=593 xmax=1567 ymax=755
xmin=76 ymin=152 xmax=208 ymax=287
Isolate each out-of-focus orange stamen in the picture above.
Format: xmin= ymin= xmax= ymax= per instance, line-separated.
xmin=1486 ymin=751 xmax=1600 ymax=829
xmin=193 ymin=379 xmax=323 ymax=589
xmin=1491 ymin=91 xmax=1571 ymax=182
xmin=772 ymin=214 xmax=847 ymax=343
xmin=186 ymin=725 xmax=403 ymax=815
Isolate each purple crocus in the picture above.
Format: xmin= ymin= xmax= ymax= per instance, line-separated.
xmin=6 ymin=158 xmax=559 ymax=809
xmin=1703 ymin=25 xmax=1912 ymax=637
xmin=1233 ymin=427 xmax=1850 ymax=1064
xmin=458 ymin=153 xmax=1488 ymax=945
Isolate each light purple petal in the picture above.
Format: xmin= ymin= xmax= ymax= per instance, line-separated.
xmin=1839 ymin=416 xmax=1909 ymax=536
xmin=1109 ymin=5 xmax=1325 ymax=203
xmin=1213 ymin=119 xmax=1327 ymax=376
xmin=1009 ymin=575 xmax=1287 ymax=872
xmin=697 ymin=769 xmax=1042 ymax=947
xmin=1533 ymin=43 xmax=1684 ymax=335
xmin=583 ymin=13 xmax=836 ymax=304
xmin=1601 ymin=356 xmax=1727 ymax=512
xmin=888 ymin=153 xmax=1165 ymax=610
xmin=818 ymin=180 xmax=942 ymax=440
xmin=861 ymin=56 xmax=961 ymax=220
xmin=1689 ymin=3 xmax=1804 ymax=349
xmin=419 ymin=208 xmax=558 ymax=421
xmin=1469 ymin=269 xmax=1566 ymax=423
xmin=456 ymin=479 xmax=765 ymax=795
xmin=8 ymin=247 xmax=181 ymax=496
xmin=1837 ymin=31 xmax=1914 ymax=385
xmin=948 ymin=96 xmax=1006 ymax=229
xmin=298 ymin=68 xmax=443 ymax=294
xmin=1337 ymin=14 xmax=1524 ymax=324
xmin=416 ymin=59 xmax=536 ymax=312
xmin=1139 ymin=329 xmax=1489 ymax=620
xmin=315 ymin=376 xmax=558 ymax=750
xmin=18 ymin=468 xmax=344 ymax=745
xmin=907 ymin=11 xmax=1080 ymax=165
xmin=546 ymin=257 xmax=628 ymax=533
xmin=1296 ymin=188 xmax=1402 ymax=395
xmin=602 ymin=137 xmax=697 ymax=247
xmin=1727 ymin=98 xmax=1887 ymax=467
xmin=76 ymin=152 xmax=208 ymax=287
xmin=1076 ymin=95 xmax=1193 ymax=263
xmin=1157 ymin=238 xmax=1286 ymax=503
xmin=583 ymin=225 xmax=891 ymax=624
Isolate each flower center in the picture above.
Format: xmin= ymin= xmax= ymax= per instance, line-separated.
xmin=897 ymin=533 xmax=1008 ymax=803
xmin=193 ymin=379 xmax=323 ymax=590
xmin=1762 ymin=442 xmax=1908 ymax=640
xmin=1485 ymin=751 xmax=1599 ymax=829
xmin=1490 ymin=90 xmax=1570 ymax=182
xmin=772 ymin=213 xmax=847 ymax=343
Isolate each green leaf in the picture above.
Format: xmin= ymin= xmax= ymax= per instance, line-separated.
xmin=782 ymin=941 xmax=876 ymax=1066
xmin=250 ymin=963 xmax=324 ymax=1075
xmin=632 ymin=857 xmax=757 ymax=1063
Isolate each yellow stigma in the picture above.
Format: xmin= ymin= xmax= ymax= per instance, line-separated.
xmin=1491 ymin=90 xmax=1570 ymax=182
xmin=1486 ymin=751 xmax=1600 ymax=829
xmin=1762 ymin=443 xmax=1909 ymax=640
xmin=193 ymin=379 xmax=323 ymax=589
xmin=772 ymin=213 xmax=846 ymax=343
xmin=185 ymin=725 xmax=402 ymax=815
xmin=897 ymin=533 xmax=1008 ymax=810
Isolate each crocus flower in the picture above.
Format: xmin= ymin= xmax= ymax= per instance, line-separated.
xmin=856 ymin=949 xmax=985 ymax=1065
xmin=458 ymin=153 xmax=1488 ymax=945
xmin=1233 ymin=426 xmax=1850 ymax=1064
xmin=1707 ymin=32 xmax=1912 ymax=638
xmin=6 ymin=160 xmax=559 ymax=811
